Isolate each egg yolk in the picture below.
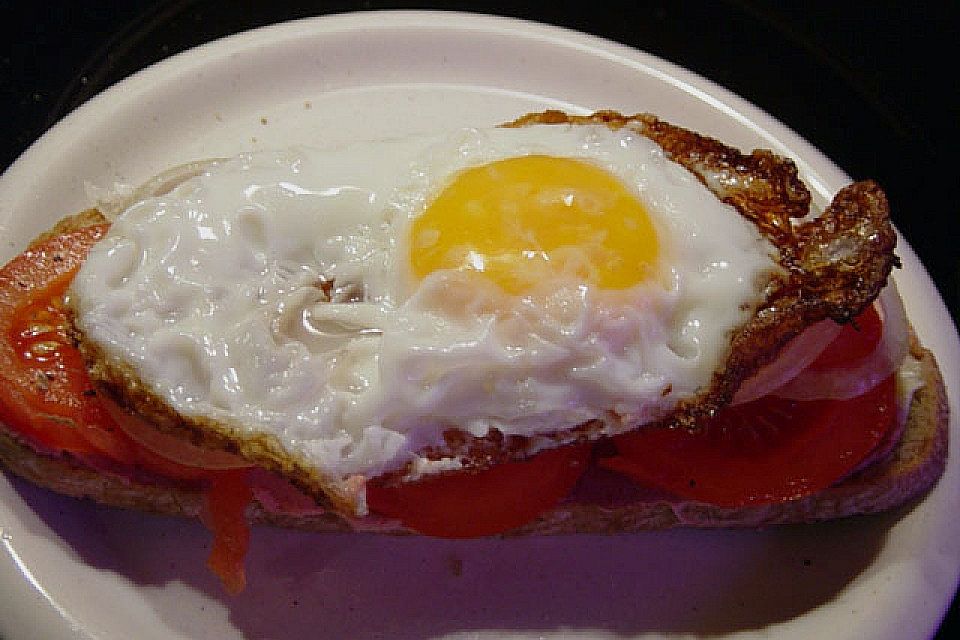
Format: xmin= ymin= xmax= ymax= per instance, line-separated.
xmin=410 ymin=155 xmax=659 ymax=293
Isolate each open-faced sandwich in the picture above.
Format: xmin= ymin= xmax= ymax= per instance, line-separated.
xmin=0 ymin=111 xmax=947 ymax=593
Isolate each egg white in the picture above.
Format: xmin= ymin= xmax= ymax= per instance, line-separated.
xmin=69 ymin=124 xmax=780 ymax=481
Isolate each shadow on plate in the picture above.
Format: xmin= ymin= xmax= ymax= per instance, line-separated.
xmin=8 ymin=472 xmax=906 ymax=639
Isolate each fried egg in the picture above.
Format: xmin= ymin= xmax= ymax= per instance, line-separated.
xmin=69 ymin=123 xmax=780 ymax=481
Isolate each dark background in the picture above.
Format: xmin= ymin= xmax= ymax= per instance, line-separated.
xmin=3 ymin=1 xmax=957 ymax=324
xmin=1 ymin=0 xmax=957 ymax=637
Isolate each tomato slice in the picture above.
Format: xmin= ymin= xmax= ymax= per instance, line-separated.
xmin=366 ymin=443 xmax=591 ymax=538
xmin=808 ymin=303 xmax=884 ymax=370
xmin=600 ymin=377 xmax=897 ymax=507
xmin=0 ymin=224 xmax=135 ymax=458
xmin=201 ymin=469 xmax=253 ymax=595
xmin=599 ymin=303 xmax=898 ymax=507
xmin=101 ymin=395 xmax=253 ymax=472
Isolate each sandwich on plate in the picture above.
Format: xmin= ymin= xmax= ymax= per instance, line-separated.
xmin=0 ymin=111 xmax=948 ymax=593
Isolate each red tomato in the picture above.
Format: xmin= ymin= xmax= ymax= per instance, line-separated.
xmin=201 ymin=469 xmax=253 ymax=595
xmin=600 ymin=379 xmax=896 ymax=508
xmin=101 ymin=395 xmax=253 ymax=474
xmin=0 ymin=225 xmax=135 ymax=458
xmin=809 ymin=303 xmax=884 ymax=370
xmin=367 ymin=443 xmax=591 ymax=538
xmin=599 ymin=304 xmax=898 ymax=507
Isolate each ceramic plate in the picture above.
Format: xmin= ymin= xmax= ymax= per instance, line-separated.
xmin=0 ymin=11 xmax=957 ymax=640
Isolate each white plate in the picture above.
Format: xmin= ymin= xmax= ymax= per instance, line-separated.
xmin=0 ymin=11 xmax=957 ymax=640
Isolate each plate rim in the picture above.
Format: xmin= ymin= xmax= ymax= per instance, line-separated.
xmin=0 ymin=10 xmax=851 ymax=216
xmin=0 ymin=9 xmax=957 ymax=640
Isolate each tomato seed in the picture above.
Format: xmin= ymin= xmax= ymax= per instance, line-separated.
xmin=30 ymin=341 xmax=61 ymax=356
xmin=22 ymin=323 xmax=55 ymax=337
